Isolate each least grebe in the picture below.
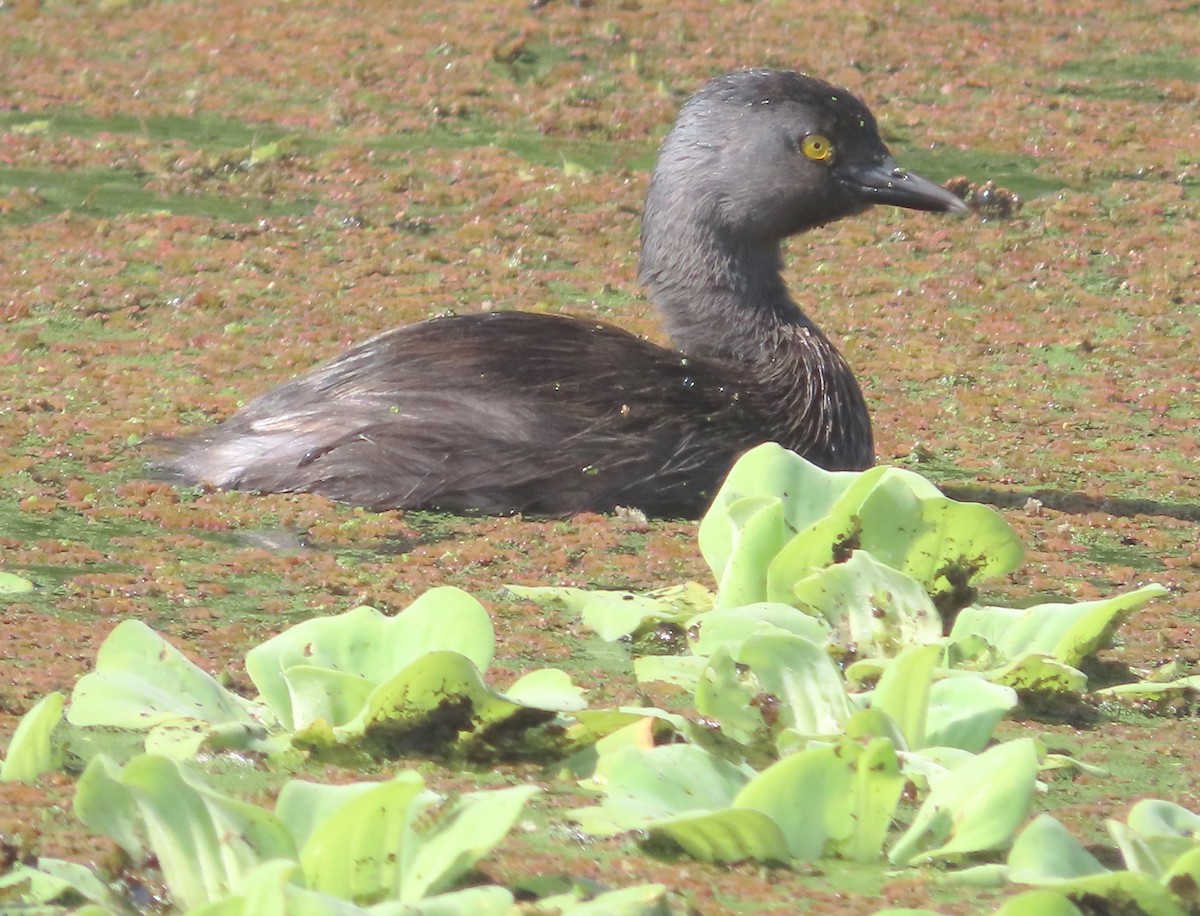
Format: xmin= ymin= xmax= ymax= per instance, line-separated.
xmin=158 ymin=70 xmax=966 ymax=516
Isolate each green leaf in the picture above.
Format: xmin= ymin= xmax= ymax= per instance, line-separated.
xmin=372 ymin=886 xmax=515 ymax=915
xmin=503 ymin=668 xmax=586 ymax=711
xmin=536 ymin=883 xmax=669 ymax=915
xmin=67 ymin=620 xmax=264 ymax=748
xmin=769 ymin=469 xmax=1022 ymax=607
xmin=982 ymin=654 xmax=1089 ymax=694
xmin=1006 ymin=814 xmax=1107 ymax=884
xmin=0 ymin=691 xmax=64 ymax=782
xmin=1110 ymin=799 xmax=1200 ymax=878
xmin=0 ymin=571 xmax=35 ymax=593
xmin=696 ymin=633 xmax=851 ymax=744
xmin=950 ymin=584 xmax=1167 ymax=667
xmin=1163 ymin=844 xmax=1200 ymax=886
xmin=790 ymin=551 xmax=942 ymax=657
xmin=75 ymin=754 xmax=296 ymax=910
xmin=288 ymin=772 xmax=535 ymax=904
xmin=72 ymin=754 xmax=147 ymax=861
xmin=869 ymin=643 xmax=942 ymax=750
xmin=1099 ymin=676 xmax=1200 ymax=705
xmin=998 ymin=872 xmax=1186 ymax=916
xmin=992 ymin=889 xmax=1086 ymax=916
xmin=189 ymin=861 xmax=516 ymax=916
xmin=735 ymin=738 xmax=904 ymax=862
xmin=291 ymin=775 xmax=432 ymax=903
xmin=633 ymin=654 xmax=709 ymax=691
xmin=246 ymin=589 xmax=494 ymax=731
xmin=403 ymin=785 xmax=539 ymax=899
xmin=924 ymin=675 xmax=1017 ymax=753
xmin=698 ymin=443 xmax=861 ymax=594
xmin=351 ymin=650 xmax=553 ymax=752
xmin=276 ymin=773 xmax=430 ymax=852
xmin=889 ymin=738 xmax=1039 ymax=865
xmin=705 ymin=495 xmax=794 ymax=608
xmin=576 ymin=744 xmax=752 ymax=832
xmin=686 ymin=603 xmax=831 ymax=655
xmin=509 ymin=582 xmax=710 ymax=640
xmin=278 ymin=665 xmax=378 ymax=732
xmin=0 ymin=857 xmax=124 ymax=911
xmin=647 ymin=807 xmax=790 ymax=864
xmin=188 ymin=860 xmax=365 ymax=916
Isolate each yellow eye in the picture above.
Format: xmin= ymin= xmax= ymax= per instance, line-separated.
xmin=802 ymin=134 xmax=834 ymax=163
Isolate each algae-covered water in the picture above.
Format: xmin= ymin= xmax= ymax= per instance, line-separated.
xmin=1 ymin=1 xmax=1198 ymax=912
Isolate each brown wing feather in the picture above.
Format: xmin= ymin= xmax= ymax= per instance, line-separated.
xmin=157 ymin=312 xmax=774 ymax=516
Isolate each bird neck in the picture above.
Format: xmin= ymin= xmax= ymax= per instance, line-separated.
xmin=639 ymin=212 xmax=822 ymax=360
xmin=639 ymin=211 xmax=874 ymax=469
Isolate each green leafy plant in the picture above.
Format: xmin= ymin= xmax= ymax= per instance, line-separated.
xmin=0 ymin=570 xmax=35 ymax=594
xmin=929 ymin=800 xmax=1200 ymax=916
xmin=36 ymin=586 xmax=619 ymax=763
xmin=2 ymin=752 xmax=537 ymax=912
xmin=0 ymin=690 xmax=65 ymax=783
xmin=0 ymin=446 xmax=1177 ymax=909
xmin=518 ymin=444 xmax=1166 ymax=702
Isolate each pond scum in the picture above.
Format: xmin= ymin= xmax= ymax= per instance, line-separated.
xmin=2 ymin=444 xmax=1195 ymax=915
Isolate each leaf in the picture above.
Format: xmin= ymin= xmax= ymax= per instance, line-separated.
xmin=67 ymin=620 xmax=262 ymax=737
xmin=288 ymin=772 xmax=535 ymax=904
xmin=889 ymin=738 xmax=1039 ymax=865
xmin=0 ymin=691 xmax=64 ymax=782
xmin=509 ymin=582 xmax=710 ymax=640
xmin=276 ymin=774 xmax=430 ymax=852
xmin=923 ymin=675 xmax=1017 ymax=753
xmin=292 ymin=774 xmax=432 ymax=903
xmin=1006 ymin=814 xmax=1107 ymax=884
xmin=686 ymin=603 xmax=831 ymax=656
xmin=992 ymin=889 xmax=1087 ymax=916
xmin=633 ymin=654 xmax=709 ymax=691
xmin=72 ymin=754 xmax=147 ymax=861
xmin=536 ymin=883 xmax=669 ymax=915
xmin=950 ymin=584 xmax=1167 ymax=667
xmin=981 ymin=654 xmax=1089 ymax=694
xmin=769 ymin=469 xmax=1022 ymax=606
xmin=790 ymin=551 xmax=942 ymax=657
xmin=188 ymin=861 xmax=516 ymax=916
xmin=0 ymin=857 xmax=124 ymax=911
xmin=647 ymin=808 xmax=790 ymax=864
xmin=1163 ymin=845 xmax=1200 ymax=886
xmin=0 ymin=571 xmax=35 ymax=593
xmin=75 ymin=754 xmax=296 ymax=910
xmin=354 ymin=650 xmax=548 ymax=751
xmin=577 ymin=744 xmax=752 ymax=832
xmin=371 ymin=886 xmax=515 ymax=915
xmin=996 ymin=873 xmax=1187 ymax=916
xmin=278 ymin=665 xmax=378 ymax=732
xmin=696 ymin=633 xmax=851 ymax=744
xmin=704 ymin=495 xmax=793 ymax=608
xmin=735 ymin=738 xmax=904 ymax=862
xmin=1099 ymin=676 xmax=1200 ymax=703
xmin=868 ymin=643 xmax=942 ymax=750
xmin=403 ymin=785 xmax=539 ymax=899
xmin=1110 ymin=799 xmax=1200 ymax=878
xmin=698 ymin=443 xmax=861 ymax=594
xmin=188 ymin=860 xmax=365 ymax=916
xmin=246 ymin=589 xmax=494 ymax=731
xmin=503 ymin=668 xmax=586 ymax=711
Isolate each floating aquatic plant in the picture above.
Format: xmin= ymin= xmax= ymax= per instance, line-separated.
xmin=0 ymin=445 xmax=1176 ymax=908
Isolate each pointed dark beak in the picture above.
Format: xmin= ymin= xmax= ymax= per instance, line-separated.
xmin=839 ymin=156 xmax=968 ymax=213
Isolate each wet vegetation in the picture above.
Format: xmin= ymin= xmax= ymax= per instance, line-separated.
xmin=1 ymin=0 xmax=1198 ymax=913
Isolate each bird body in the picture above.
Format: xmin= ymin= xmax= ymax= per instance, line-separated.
xmin=158 ymin=70 xmax=966 ymax=516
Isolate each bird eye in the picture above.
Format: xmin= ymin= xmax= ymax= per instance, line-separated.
xmin=801 ymin=134 xmax=834 ymax=163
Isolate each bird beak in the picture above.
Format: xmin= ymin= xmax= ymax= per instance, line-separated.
xmin=839 ymin=156 xmax=969 ymax=213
